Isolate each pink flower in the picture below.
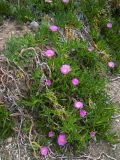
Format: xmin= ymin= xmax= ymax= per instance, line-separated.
xmin=49 ymin=25 xmax=58 ymax=32
xmin=57 ymin=133 xmax=67 ymax=146
xmin=48 ymin=131 xmax=54 ymax=137
xmin=80 ymin=110 xmax=87 ymax=117
xmin=45 ymin=80 xmax=51 ymax=86
xmin=39 ymin=146 xmax=48 ymax=156
xmin=106 ymin=22 xmax=112 ymax=28
xmin=44 ymin=49 xmax=55 ymax=58
xmin=72 ymin=78 xmax=79 ymax=86
xmin=60 ymin=64 xmax=71 ymax=74
xmin=74 ymin=101 xmax=83 ymax=109
xmin=88 ymin=46 xmax=94 ymax=52
xmin=62 ymin=0 xmax=69 ymax=4
xmin=108 ymin=61 xmax=115 ymax=68
xmin=90 ymin=131 xmax=96 ymax=138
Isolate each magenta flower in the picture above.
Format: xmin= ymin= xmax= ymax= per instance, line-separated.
xmin=39 ymin=146 xmax=48 ymax=156
xmin=88 ymin=46 xmax=94 ymax=52
xmin=49 ymin=25 xmax=58 ymax=32
xmin=74 ymin=101 xmax=83 ymax=109
xmin=108 ymin=61 xmax=115 ymax=68
xmin=60 ymin=64 xmax=71 ymax=74
xmin=90 ymin=131 xmax=96 ymax=138
xmin=72 ymin=78 xmax=79 ymax=86
xmin=106 ymin=22 xmax=112 ymax=28
xmin=57 ymin=133 xmax=67 ymax=146
xmin=62 ymin=0 xmax=69 ymax=4
xmin=45 ymin=80 xmax=51 ymax=86
xmin=80 ymin=110 xmax=87 ymax=117
xmin=44 ymin=49 xmax=55 ymax=58
xmin=48 ymin=131 xmax=54 ymax=137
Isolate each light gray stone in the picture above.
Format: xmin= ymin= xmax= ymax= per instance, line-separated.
xmin=29 ymin=21 xmax=39 ymax=31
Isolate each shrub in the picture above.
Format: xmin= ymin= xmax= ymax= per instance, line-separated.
xmin=4 ymin=32 xmax=116 ymax=155
xmin=2 ymin=0 xmax=119 ymax=156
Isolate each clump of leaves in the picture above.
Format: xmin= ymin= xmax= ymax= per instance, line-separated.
xmin=0 ymin=0 xmax=12 ymax=16
xmin=0 ymin=16 xmax=4 ymax=26
xmin=80 ymin=0 xmax=120 ymax=72
xmin=0 ymin=0 xmax=77 ymax=22
xmin=0 ymin=104 xmax=13 ymax=139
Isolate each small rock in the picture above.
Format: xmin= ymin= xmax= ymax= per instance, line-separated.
xmin=11 ymin=31 xmax=15 ymax=35
xmin=29 ymin=21 xmax=39 ymax=31
xmin=16 ymin=31 xmax=20 ymax=34
xmin=112 ymin=144 xmax=117 ymax=150
xmin=6 ymin=137 xmax=12 ymax=143
xmin=115 ymin=119 xmax=119 ymax=122
xmin=45 ymin=0 xmax=52 ymax=3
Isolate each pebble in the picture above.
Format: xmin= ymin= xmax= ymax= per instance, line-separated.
xmin=115 ymin=119 xmax=119 ymax=122
xmin=112 ymin=144 xmax=117 ymax=150
xmin=6 ymin=137 xmax=12 ymax=143
xmin=29 ymin=21 xmax=39 ymax=31
xmin=11 ymin=31 xmax=15 ymax=35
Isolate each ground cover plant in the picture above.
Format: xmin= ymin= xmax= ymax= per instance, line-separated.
xmin=0 ymin=0 xmax=120 ymax=158
xmin=0 ymin=104 xmax=13 ymax=139
xmin=80 ymin=0 xmax=120 ymax=72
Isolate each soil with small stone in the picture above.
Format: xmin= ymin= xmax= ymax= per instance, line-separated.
xmin=0 ymin=20 xmax=120 ymax=160
xmin=0 ymin=20 xmax=31 ymax=51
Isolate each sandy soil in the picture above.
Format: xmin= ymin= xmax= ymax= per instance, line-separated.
xmin=0 ymin=20 xmax=30 ymax=51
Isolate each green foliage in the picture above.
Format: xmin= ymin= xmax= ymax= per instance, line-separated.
xmin=4 ymin=34 xmax=36 ymax=63
xmin=4 ymin=26 xmax=116 ymax=154
xmin=0 ymin=104 xmax=13 ymax=139
xmin=80 ymin=0 xmax=120 ymax=72
xmin=14 ymin=6 xmax=33 ymax=22
xmin=0 ymin=16 xmax=4 ymax=26
xmin=0 ymin=0 xmax=12 ymax=16
xmin=0 ymin=0 xmax=76 ymax=22
xmin=1 ymin=0 xmax=119 ymax=155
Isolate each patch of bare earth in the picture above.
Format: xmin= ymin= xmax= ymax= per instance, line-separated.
xmin=0 ymin=20 xmax=120 ymax=160
xmin=0 ymin=20 xmax=31 ymax=51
